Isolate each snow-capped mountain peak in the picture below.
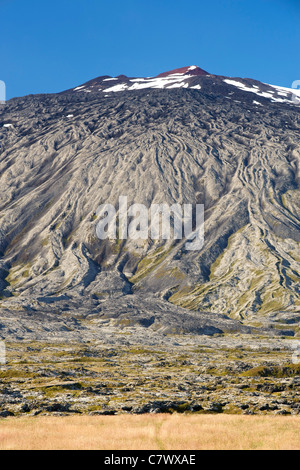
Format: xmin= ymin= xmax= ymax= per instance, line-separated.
xmin=66 ymin=65 xmax=300 ymax=107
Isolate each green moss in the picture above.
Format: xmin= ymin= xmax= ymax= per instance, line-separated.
xmin=249 ymin=271 xmax=265 ymax=290
xmin=53 ymin=221 xmax=62 ymax=230
xmin=70 ymin=357 xmax=105 ymax=363
xmin=126 ymin=348 xmax=161 ymax=355
xmin=243 ymin=364 xmax=300 ymax=378
xmin=168 ymin=286 xmax=194 ymax=303
xmin=41 ymin=238 xmax=49 ymax=246
xmin=172 ymin=402 xmax=191 ymax=413
xmin=111 ymin=243 xmax=121 ymax=254
xmin=93 ymin=292 xmax=106 ymax=298
xmin=209 ymin=226 xmax=248 ymax=281
xmin=258 ymin=288 xmax=287 ymax=314
xmin=155 ymin=267 xmax=185 ymax=281
xmin=0 ymin=369 xmax=35 ymax=379
xmin=130 ymin=245 xmax=173 ymax=284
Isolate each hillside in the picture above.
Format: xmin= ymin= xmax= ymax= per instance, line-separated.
xmin=0 ymin=67 xmax=299 ymax=338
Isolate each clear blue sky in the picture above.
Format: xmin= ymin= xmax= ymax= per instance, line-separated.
xmin=0 ymin=0 xmax=299 ymax=99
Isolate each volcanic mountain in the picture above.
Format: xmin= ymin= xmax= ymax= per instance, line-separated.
xmin=0 ymin=65 xmax=299 ymax=340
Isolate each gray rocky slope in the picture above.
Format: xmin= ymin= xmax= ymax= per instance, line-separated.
xmin=0 ymin=66 xmax=299 ymax=339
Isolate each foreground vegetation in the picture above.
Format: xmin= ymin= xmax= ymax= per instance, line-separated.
xmin=0 ymin=414 xmax=299 ymax=450
xmin=0 ymin=338 xmax=299 ymax=417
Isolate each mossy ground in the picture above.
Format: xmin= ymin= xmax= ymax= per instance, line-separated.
xmin=0 ymin=340 xmax=299 ymax=417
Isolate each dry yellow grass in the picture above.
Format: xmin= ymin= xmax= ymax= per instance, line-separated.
xmin=0 ymin=414 xmax=299 ymax=450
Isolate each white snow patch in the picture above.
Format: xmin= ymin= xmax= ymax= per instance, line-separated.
xmin=224 ymin=79 xmax=299 ymax=104
xmin=103 ymin=78 xmax=118 ymax=81
xmin=224 ymin=79 xmax=260 ymax=94
xmin=3 ymin=123 xmax=12 ymax=127
xmin=258 ymin=91 xmax=275 ymax=99
xmin=128 ymin=82 xmax=155 ymax=91
xmin=130 ymin=78 xmax=147 ymax=82
xmin=127 ymin=76 xmax=191 ymax=91
xmin=268 ymin=84 xmax=300 ymax=98
xmin=74 ymin=86 xmax=85 ymax=91
xmin=166 ymin=72 xmax=189 ymax=77
xmin=105 ymin=83 xmax=129 ymax=92
xmin=270 ymin=97 xmax=287 ymax=103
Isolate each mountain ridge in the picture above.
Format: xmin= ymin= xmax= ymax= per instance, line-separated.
xmin=62 ymin=65 xmax=300 ymax=108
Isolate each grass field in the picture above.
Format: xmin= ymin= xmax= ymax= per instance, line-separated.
xmin=0 ymin=414 xmax=299 ymax=450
